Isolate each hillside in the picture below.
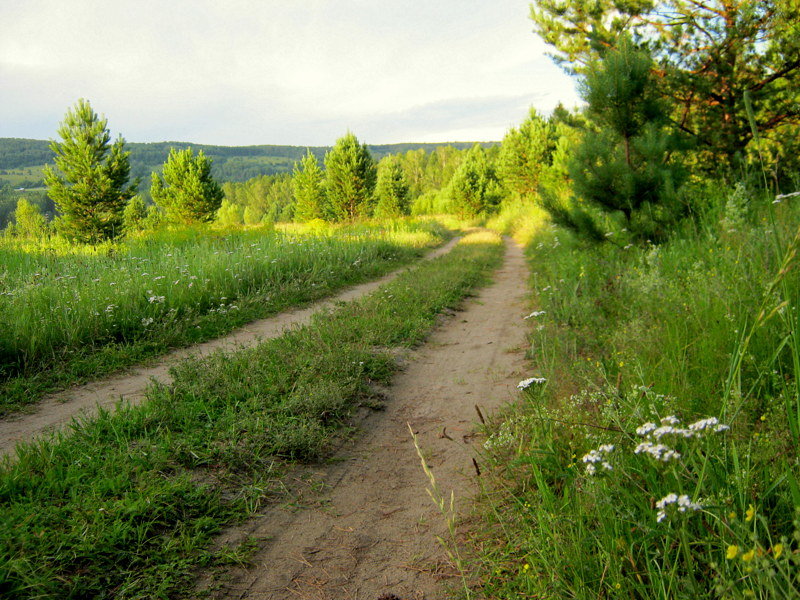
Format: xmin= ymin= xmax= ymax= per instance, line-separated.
xmin=0 ymin=138 xmax=496 ymax=188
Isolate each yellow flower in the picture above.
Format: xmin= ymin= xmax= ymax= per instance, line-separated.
xmin=760 ymin=414 xmax=767 ymax=422
xmin=615 ymin=583 xmax=621 ymax=590
xmin=728 ymin=511 xmax=737 ymax=520
xmin=745 ymin=504 xmax=755 ymax=522
xmin=774 ymin=544 xmax=784 ymax=559
xmin=726 ymin=545 xmax=739 ymax=559
xmin=522 ymin=563 xmax=530 ymax=573
xmin=742 ymin=549 xmax=756 ymax=562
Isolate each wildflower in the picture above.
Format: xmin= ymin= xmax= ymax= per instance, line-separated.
xmin=581 ymin=444 xmax=614 ymax=475
xmin=726 ymin=545 xmax=739 ymax=559
xmin=745 ymin=504 xmax=755 ymax=522
xmin=517 ymin=377 xmax=546 ymax=390
xmin=141 ymin=317 xmax=154 ymax=327
xmin=634 ymin=441 xmax=681 ymax=462
xmin=655 ymin=493 xmax=701 ymax=522
xmin=741 ymin=549 xmax=756 ymax=562
xmin=636 ymin=422 xmax=657 ymax=436
xmin=523 ymin=310 xmax=546 ymax=320
xmin=773 ymin=543 xmax=783 ymax=559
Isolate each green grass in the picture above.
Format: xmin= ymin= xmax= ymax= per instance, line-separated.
xmin=0 ymin=218 xmax=450 ymax=414
xmin=0 ymin=230 xmax=504 ymax=600
xmin=474 ymin=191 xmax=800 ymax=599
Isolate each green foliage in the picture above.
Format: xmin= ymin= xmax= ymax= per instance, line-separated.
xmin=151 ymin=148 xmax=224 ymax=224
xmin=43 ymin=99 xmax=136 ymax=242
xmin=530 ymin=0 xmax=800 ymax=176
xmin=568 ymin=40 xmax=686 ymax=241
xmin=215 ymin=198 xmax=243 ymax=227
xmin=9 ymin=198 xmax=48 ymax=238
xmin=292 ymin=150 xmax=326 ymax=222
xmin=474 ymin=191 xmax=800 ymax=599
xmin=373 ymin=156 xmax=411 ymax=218
xmin=324 ymin=132 xmax=377 ymax=222
xmin=446 ymin=144 xmax=503 ymax=218
xmin=121 ymin=195 xmax=148 ymax=235
xmin=497 ymin=108 xmax=555 ymax=199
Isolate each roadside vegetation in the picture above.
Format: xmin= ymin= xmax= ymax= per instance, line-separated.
xmin=0 ymin=231 xmax=503 ymax=600
xmin=0 ymin=219 xmax=449 ymax=414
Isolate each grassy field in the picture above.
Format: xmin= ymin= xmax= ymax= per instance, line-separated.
xmin=0 ymin=219 xmax=449 ymax=414
xmin=0 ymin=231 xmax=503 ymax=600
xmin=475 ymin=192 xmax=800 ymax=598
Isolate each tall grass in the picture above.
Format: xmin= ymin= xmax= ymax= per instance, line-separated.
xmin=0 ymin=218 xmax=449 ymax=413
xmin=476 ymin=188 xmax=800 ymax=598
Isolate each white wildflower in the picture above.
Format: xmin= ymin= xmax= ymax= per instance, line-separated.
xmin=581 ymin=444 xmax=615 ymax=475
xmin=655 ymin=493 xmax=701 ymax=522
xmin=634 ymin=441 xmax=681 ymax=462
xmin=141 ymin=317 xmax=154 ymax=327
xmin=524 ymin=310 xmax=546 ymax=320
xmin=636 ymin=422 xmax=658 ymax=436
xmin=517 ymin=377 xmax=547 ymax=390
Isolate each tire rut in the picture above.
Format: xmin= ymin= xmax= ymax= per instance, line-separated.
xmin=209 ymin=237 xmax=531 ymax=600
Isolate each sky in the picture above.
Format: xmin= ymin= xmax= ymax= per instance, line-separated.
xmin=0 ymin=0 xmax=580 ymax=147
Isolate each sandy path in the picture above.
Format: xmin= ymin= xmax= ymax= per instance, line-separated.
xmin=211 ymin=237 xmax=530 ymax=600
xmin=0 ymin=238 xmax=461 ymax=458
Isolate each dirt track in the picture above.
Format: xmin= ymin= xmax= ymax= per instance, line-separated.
xmin=210 ymin=237 xmax=530 ymax=600
xmin=0 ymin=238 xmax=460 ymax=458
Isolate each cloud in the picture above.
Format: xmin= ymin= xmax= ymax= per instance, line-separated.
xmin=0 ymin=0 xmax=580 ymax=145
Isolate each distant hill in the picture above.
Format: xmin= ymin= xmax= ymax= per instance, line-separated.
xmin=0 ymin=138 xmax=497 ymax=187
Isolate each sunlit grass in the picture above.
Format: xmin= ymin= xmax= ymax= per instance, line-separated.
xmin=0 ymin=218 xmax=450 ymax=412
xmin=472 ymin=191 xmax=800 ymax=599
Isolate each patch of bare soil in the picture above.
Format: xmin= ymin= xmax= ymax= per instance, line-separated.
xmin=0 ymin=239 xmax=460 ymax=459
xmin=210 ymin=238 xmax=530 ymax=600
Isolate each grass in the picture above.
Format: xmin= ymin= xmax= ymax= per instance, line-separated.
xmin=0 ymin=218 xmax=449 ymax=414
xmin=474 ymin=188 xmax=800 ymax=598
xmin=0 ymin=230 xmax=504 ymax=600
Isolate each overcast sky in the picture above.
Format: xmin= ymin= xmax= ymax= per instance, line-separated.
xmin=1 ymin=1 xmax=580 ymax=146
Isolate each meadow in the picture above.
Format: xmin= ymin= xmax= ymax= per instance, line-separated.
xmin=0 ymin=219 xmax=449 ymax=414
xmin=0 ymin=230 xmax=503 ymax=600
xmin=475 ymin=187 xmax=800 ymax=598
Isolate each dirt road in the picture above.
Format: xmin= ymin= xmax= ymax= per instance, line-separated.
xmin=0 ymin=238 xmax=461 ymax=458
xmin=211 ymin=238 xmax=531 ymax=600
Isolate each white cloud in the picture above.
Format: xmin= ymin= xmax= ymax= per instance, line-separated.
xmin=0 ymin=0 xmax=579 ymax=145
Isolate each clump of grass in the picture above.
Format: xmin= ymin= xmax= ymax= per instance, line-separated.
xmin=471 ymin=188 xmax=800 ymax=598
xmin=0 ymin=231 xmax=503 ymax=600
xmin=0 ymin=218 xmax=450 ymax=414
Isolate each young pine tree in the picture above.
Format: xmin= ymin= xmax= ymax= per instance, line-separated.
xmin=568 ymin=39 xmax=686 ymax=241
xmin=292 ymin=150 xmax=326 ymax=222
xmin=497 ymin=108 xmax=555 ymax=200
xmin=151 ymin=148 xmax=224 ymax=224
xmin=44 ymin=99 xmax=136 ymax=242
xmin=373 ymin=157 xmax=411 ymax=218
xmin=324 ymin=133 xmax=376 ymax=222
xmin=447 ymin=144 xmax=502 ymax=218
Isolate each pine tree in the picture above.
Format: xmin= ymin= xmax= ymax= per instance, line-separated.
xmin=324 ymin=133 xmax=376 ymax=222
xmin=374 ymin=157 xmax=411 ymax=218
xmin=447 ymin=144 xmax=502 ymax=218
xmin=568 ymin=40 xmax=686 ymax=241
xmin=151 ymin=148 xmax=224 ymax=224
xmin=43 ymin=99 xmax=136 ymax=242
xmin=292 ymin=150 xmax=326 ymax=222
xmin=498 ymin=108 xmax=555 ymax=200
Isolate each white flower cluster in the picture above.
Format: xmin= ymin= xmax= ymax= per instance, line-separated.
xmin=523 ymin=310 xmax=546 ymax=320
xmin=582 ymin=444 xmax=615 ymax=475
xmin=655 ymin=493 xmax=702 ymax=523
xmin=517 ymin=377 xmax=547 ymax=390
xmin=636 ymin=415 xmax=729 ymax=441
xmin=634 ymin=441 xmax=681 ymax=462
